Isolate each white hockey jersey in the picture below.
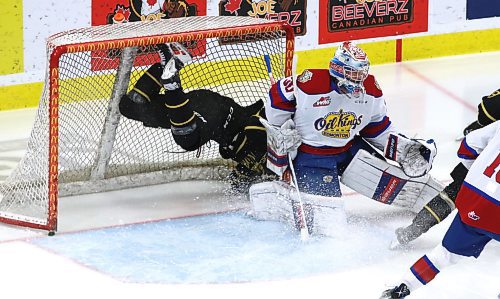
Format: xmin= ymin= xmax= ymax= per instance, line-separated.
xmin=456 ymin=121 xmax=500 ymax=234
xmin=265 ymin=69 xmax=397 ymax=152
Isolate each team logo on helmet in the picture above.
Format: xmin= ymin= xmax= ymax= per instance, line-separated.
xmin=343 ymin=42 xmax=367 ymax=60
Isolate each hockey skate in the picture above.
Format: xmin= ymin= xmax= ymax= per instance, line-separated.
xmin=161 ymin=57 xmax=184 ymax=90
xmin=395 ymin=224 xmax=424 ymax=245
xmin=157 ymin=43 xmax=192 ymax=90
xmin=390 ymin=224 xmax=427 ymax=249
xmin=380 ymin=283 xmax=411 ymax=299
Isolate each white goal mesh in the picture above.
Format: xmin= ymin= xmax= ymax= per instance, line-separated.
xmin=0 ymin=16 xmax=294 ymax=231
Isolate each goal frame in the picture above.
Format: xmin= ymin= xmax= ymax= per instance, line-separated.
xmin=0 ymin=17 xmax=294 ymax=233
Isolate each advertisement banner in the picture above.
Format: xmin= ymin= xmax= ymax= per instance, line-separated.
xmin=467 ymin=0 xmax=500 ymax=20
xmin=90 ymin=0 xmax=206 ymax=70
xmin=219 ymin=0 xmax=307 ymax=36
xmin=319 ymin=0 xmax=428 ymax=44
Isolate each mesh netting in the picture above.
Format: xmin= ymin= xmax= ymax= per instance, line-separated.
xmin=0 ymin=16 xmax=290 ymax=229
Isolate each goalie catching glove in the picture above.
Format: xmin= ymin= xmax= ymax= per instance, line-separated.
xmin=384 ymin=134 xmax=437 ymax=178
xmin=259 ymin=118 xmax=302 ymax=176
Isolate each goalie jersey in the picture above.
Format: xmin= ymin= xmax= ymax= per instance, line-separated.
xmin=456 ymin=121 xmax=500 ymax=234
xmin=265 ymin=69 xmax=398 ymax=153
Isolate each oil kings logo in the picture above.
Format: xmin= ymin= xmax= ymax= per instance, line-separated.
xmin=219 ymin=0 xmax=308 ymax=36
xmin=314 ymin=109 xmax=363 ymax=138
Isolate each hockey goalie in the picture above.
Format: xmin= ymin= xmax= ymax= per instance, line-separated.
xmin=248 ymin=42 xmax=442 ymax=238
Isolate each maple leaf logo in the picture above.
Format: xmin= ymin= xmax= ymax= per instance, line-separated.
xmin=224 ymin=0 xmax=243 ymax=14
xmin=147 ymin=0 xmax=158 ymax=6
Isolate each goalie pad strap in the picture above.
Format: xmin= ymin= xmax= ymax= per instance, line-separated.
xmin=266 ymin=146 xmax=289 ymax=176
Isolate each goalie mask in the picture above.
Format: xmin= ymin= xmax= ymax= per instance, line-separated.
xmin=329 ymin=42 xmax=370 ymax=98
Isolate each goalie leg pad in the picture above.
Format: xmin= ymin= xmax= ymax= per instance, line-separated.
xmin=341 ymin=150 xmax=444 ymax=213
xmin=249 ymin=181 xmax=295 ymax=223
xmin=249 ymin=181 xmax=347 ymax=237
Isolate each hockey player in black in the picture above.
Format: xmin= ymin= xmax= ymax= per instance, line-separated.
xmin=119 ymin=43 xmax=272 ymax=191
xmin=394 ymin=88 xmax=500 ymax=246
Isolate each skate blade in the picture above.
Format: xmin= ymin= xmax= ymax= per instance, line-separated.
xmin=389 ymin=238 xmax=406 ymax=250
xmin=379 ymin=290 xmax=393 ymax=299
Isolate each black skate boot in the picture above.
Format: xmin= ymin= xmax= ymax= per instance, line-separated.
xmin=156 ymin=42 xmax=192 ymax=90
xmin=395 ymin=224 xmax=426 ymax=245
xmin=161 ymin=56 xmax=185 ymax=91
xmin=380 ymin=283 xmax=411 ymax=299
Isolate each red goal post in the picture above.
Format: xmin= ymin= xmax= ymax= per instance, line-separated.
xmin=0 ymin=16 xmax=294 ymax=233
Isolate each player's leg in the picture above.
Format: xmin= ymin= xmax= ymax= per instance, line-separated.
xmin=382 ymin=213 xmax=495 ymax=298
xmin=292 ymin=151 xmax=342 ymax=197
xmin=395 ymin=163 xmax=467 ymax=245
xmin=156 ymin=43 xmax=209 ymax=151
xmin=119 ymin=63 xmax=172 ymax=128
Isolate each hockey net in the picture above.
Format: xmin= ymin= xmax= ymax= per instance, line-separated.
xmin=0 ymin=16 xmax=294 ymax=232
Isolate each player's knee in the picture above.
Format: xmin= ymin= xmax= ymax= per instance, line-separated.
xmin=119 ymin=93 xmax=148 ymax=122
xmin=172 ymin=126 xmax=202 ymax=151
xmin=297 ymin=171 xmax=341 ymax=197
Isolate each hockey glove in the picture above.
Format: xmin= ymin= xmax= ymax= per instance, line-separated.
xmin=463 ymin=120 xmax=483 ymax=136
xmin=384 ymin=133 xmax=437 ymax=178
xmin=260 ymin=118 xmax=301 ymax=156
xmin=259 ymin=118 xmax=301 ymax=177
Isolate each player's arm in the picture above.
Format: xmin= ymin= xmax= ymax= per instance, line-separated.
xmin=220 ymin=112 xmax=271 ymax=192
xmin=358 ymin=77 xmax=398 ymax=151
xmin=264 ymin=77 xmax=297 ymax=127
xmin=463 ymin=88 xmax=500 ymax=136
xmin=458 ymin=120 xmax=498 ymax=168
xmin=362 ymin=94 xmax=437 ymax=178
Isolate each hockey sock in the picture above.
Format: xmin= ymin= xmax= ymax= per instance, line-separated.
xmin=162 ymin=90 xmax=195 ymax=129
xmin=131 ymin=63 xmax=163 ymax=100
xmin=397 ymin=191 xmax=454 ymax=244
xmin=396 ymin=162 xmax=468 ymax=244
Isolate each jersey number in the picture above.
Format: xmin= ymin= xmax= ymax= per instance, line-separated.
xmin=483 ymin=153 xmax=500 ymax=183
xmin=282 ymin=78 xmax=294 ymax=93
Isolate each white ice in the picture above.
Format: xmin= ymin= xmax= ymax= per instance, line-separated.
xmin=0 ymin=52 xmax=499 ymax=299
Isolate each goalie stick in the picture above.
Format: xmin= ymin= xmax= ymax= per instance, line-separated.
xmin=288 ymin=154 xmax=310 ymax=240
xmin=263 ymin=54 xmax=309 ymax=240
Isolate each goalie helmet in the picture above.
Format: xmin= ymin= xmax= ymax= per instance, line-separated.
xmin=329 ymin=41 xmax=370 ymax=97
